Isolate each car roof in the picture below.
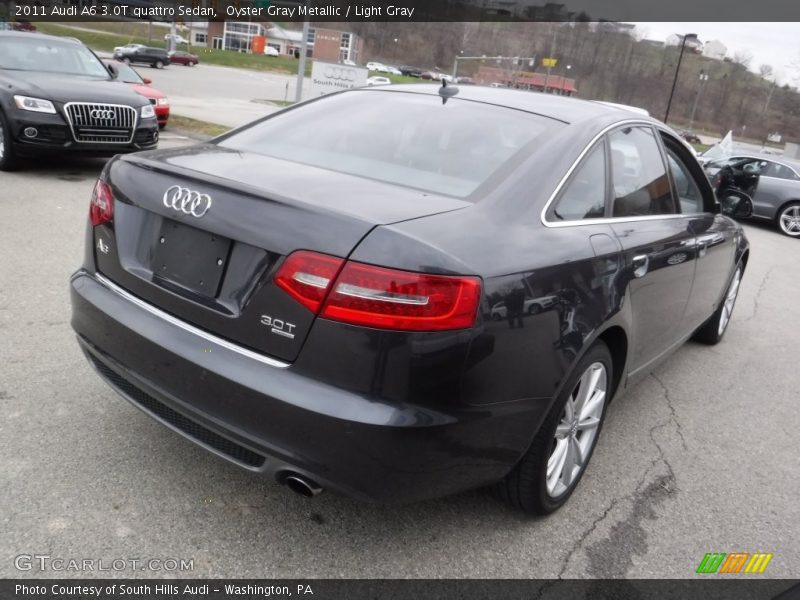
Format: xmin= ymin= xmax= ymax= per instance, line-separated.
xmin=716 ymin=153 xmax=800 ymax=170
xmin=0 ymin=30 xmax=83 ymax=45
xmin=364 ymin=84 xmax=658 ymax=126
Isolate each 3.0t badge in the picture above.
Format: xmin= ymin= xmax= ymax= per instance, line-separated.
xmin=260 ymin=315 xmax=297 ymax=340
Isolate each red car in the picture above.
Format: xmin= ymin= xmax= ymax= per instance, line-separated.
xmin=104 ymin=60 xmax=170 ymax=129
xmin=11 ymin=20 xmax=36 ymax=32
xmin=168 ymin=51 xmax=199 ymax=66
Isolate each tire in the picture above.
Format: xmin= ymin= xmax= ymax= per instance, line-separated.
xmin=155 ymin=60 xmax=164 ymax=69
xmin=776 ymin=202 xmax=800 ymax=237
xmin=692 ymin=264 xmax=743 ymax=345
xmin=0 ymin=110 xmax=19 ymax=172
xmin=491 ymin=313 xmax=502 ymax=322
xmin=158 ymin=123 xmax=166 ymax=130
xmin=123 ymin=57 xmax=131 ymax=64
xmin=528 ymin=303 xmax=542 ymax=315
xmin=495 ymin=340 xmax=613 ymax=515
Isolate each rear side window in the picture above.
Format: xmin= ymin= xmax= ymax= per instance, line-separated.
xmin=551 ymin=143 xmax=606 ymax=220
xmin=609 ymin=127 xmax=675 ymax=217
xmin=763 ymin=162 xmax=800 ymax=180
xmin=666 ymin=151 xmax=704 ymax=214
xmin=218 ymin=90 xmax=563 ymax=198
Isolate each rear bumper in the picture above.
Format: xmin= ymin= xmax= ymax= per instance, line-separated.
xmin=70 ymin=270 xmax=540 ymax=502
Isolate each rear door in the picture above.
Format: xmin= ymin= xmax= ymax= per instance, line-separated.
xmin=752 ymin=160 xmax=800 ymax=219
xmin=606 ymin=125 xmax=697 ymax=374
xmin=661 ymin=138 xmax=738 ymax=332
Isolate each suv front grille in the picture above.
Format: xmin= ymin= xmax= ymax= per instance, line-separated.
xmin=64 ymin=102 xmax=137 ymax=144
xmin=87 ymin=352 xmax=266 ymax=468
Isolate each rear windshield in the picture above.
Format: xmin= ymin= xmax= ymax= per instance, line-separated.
xmin=218 ymin=90 xmax=562 ymax=198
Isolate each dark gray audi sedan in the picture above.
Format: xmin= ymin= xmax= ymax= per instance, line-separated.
xmin=70 ymin=85 xmax=749 ymax=514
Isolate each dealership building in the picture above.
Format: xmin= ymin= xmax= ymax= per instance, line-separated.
xmin=203 ymin=21 xmax=363 ymax=63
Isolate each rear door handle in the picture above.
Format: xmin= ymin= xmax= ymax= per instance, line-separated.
xmin=632 ymin=254 xmax=649 ymax=278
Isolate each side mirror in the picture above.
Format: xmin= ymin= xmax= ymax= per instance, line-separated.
xmin=107 ymin=62 xmax=119 ymax=79
xmin=143 ymin=78 xmax=152 ymax=85
xmin=720 ymin=191 xmax=753 ymax=219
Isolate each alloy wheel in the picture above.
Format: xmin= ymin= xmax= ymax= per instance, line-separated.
xmin=546 ymin=362 xmax=607 ymax=497
xmin=0 ymin=123 xmax=5 ymax=160
xmin=718 ymin=267 xmax=742 ymax=336
xmin=778 ymin=205 xmax=800 ymax=237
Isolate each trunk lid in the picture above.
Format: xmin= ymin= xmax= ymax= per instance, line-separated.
xmin=94 ymin=145 xmax=469 ymax=362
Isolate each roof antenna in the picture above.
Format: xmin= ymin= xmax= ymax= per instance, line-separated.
xmin=439 ymin=79 xmax=459 ymax=105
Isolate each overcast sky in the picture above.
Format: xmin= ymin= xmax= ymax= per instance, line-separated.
xmin=631 ymin=22 xmax=800 ymax=84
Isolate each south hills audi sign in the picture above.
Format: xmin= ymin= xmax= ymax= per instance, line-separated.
xmin=309 ymin=61 xmax=368 ymax=98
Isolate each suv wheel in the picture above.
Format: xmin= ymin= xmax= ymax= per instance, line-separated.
xmin=0 ymin=111 xmax=19 ymax=171
xmin=495 ymin=340 xmax=612 ymax=514
xmin=776 ymin=202 xmax=800 ymax=237
xmin=155 ymin=60 xmax=164 ymax=69
xmin=123 ymin=57 xmax=131 ymax=64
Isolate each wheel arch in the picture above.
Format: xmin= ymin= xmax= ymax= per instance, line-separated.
xmin=595 ymin=325 xmax=628 ymax=401
xmin=774 ymin=199 xmax=800 ymax=221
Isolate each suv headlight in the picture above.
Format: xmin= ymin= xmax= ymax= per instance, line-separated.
xmin=141 ymin=104 xmax=156 ymax=119
xmin=14 ymin=95 xmax=56 ymax=114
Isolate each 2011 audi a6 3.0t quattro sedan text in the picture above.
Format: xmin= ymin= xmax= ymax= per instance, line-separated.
xmin=0 ymin=31 xmax=159 ymax=170
xmin=70 ymin=85 xmax=749 ymax=514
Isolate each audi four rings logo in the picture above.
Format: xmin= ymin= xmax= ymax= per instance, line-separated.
xmin=163 ymin=185 xmax=213 ymax=218
xmin=90 ymin=109 xmax=115 ymax=120
xmin=323 ymin=66 xmax=357 ymax=81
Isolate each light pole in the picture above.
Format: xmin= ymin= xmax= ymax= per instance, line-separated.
xmin=689 ymin=69 xmax=709 ymax=130
xmin=664 ymin=33 xmax=697 ymax=124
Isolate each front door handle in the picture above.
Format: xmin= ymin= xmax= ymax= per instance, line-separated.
xmin=632 ymin=254 xmax=649 ymax=278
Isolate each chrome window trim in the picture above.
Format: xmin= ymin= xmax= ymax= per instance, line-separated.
xmin=540 ymin=119 xmax=709 ymax=228
xmin=94 ymin=273 xmax=291 ymax=369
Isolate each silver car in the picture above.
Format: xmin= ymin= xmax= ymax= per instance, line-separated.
xmin=704 ymin=154 xmax=800 ymax=237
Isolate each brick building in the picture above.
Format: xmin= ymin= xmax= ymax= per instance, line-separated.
xmin=204 ymin=21 xmax=362 ymax=63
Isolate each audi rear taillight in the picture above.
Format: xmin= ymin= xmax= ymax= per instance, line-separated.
xmin=274 ymin=250 xmax=482 ymax=332
xmin=89 ymin=179 xmax=114 ymax=226
xmin=274 ymin=251 xmax=346 ymax=313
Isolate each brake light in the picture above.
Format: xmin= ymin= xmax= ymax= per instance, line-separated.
xmin=274 ymin=251 xmax=345 ymax=313
xmin=89 ymin=179 xmax=114 ymax=226
xmin=323 ymin=262 xmax=481 ymax=331
xmin=275 ymin=250 xmax=482 ymax=331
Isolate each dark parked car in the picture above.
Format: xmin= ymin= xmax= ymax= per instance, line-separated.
xmin=113 ymin=45 xmax=169 ymax=69
xmin=399 ymin=64 xmax=423 ymax=77
xmin=168 ymin=50 xmax=199 ymax=67
xmin=0 ymin=31 xmax=159 ymax=171
xmin=679 ymin=130 xmax=702 ymax=144
xmin=703 ymin=154 xmax=800 ymax=237
xmin=70 ymin=85 xmax=748 ymax=514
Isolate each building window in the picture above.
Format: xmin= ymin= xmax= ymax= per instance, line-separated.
xmin=194 ymin=33 xmax=207 ymax=45
xmin=307 ymin=28 xmax=316 ymax=45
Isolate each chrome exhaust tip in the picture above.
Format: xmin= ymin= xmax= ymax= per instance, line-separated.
xmin=283 ymin=473 xmax=323 ymax=497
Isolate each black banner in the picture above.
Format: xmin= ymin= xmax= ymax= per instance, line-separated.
xmin=3 ymin=0 xmax=800 ymax=22
xmin=2 ymin=580 xmax=800 ymax=600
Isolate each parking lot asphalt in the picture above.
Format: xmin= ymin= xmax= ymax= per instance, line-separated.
xmin=1 ymin=139 xmax=798 ymax=579
xmin=118 ymin=60 xmax=302 ymax=128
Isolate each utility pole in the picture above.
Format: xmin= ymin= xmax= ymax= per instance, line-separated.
xmin=664 ymin=33 xmax=696 ymax=124
xmin=689 ymin=70 xmax=709 ymax=130
xmin=294 ymin=13 xmax=310 ymax=103
xmin=543 ymin=26 xmax=558 ymax=93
